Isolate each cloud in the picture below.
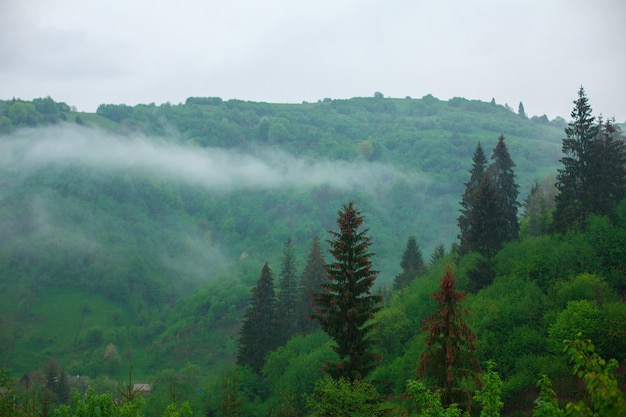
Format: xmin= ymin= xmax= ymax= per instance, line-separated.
xmin=1 ymin=124 xmax=427 ymax=193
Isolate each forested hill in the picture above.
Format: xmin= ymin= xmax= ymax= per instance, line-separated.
xmin=0 ymin=94 xmax=564 ymax=288
xmin=0 ymin=94 xmax=565 ymax=383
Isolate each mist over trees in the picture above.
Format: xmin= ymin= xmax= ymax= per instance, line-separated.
xmin=1 ymin=89 xmax=625 ymax=416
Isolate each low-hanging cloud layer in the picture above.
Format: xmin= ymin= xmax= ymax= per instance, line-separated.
xmin=1 ymin=124 xmax=426 ymax=193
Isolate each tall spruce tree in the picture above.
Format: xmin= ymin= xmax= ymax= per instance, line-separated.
xmin=312 ymin=200 xmax=382 ymax=380
xmin=237 ymin=263 xmax=278 ymax=373
xmin=553 ymin=87 xmax=599 ymax=233
xmin=488 ymin=135 xmax=520 ymax=242
xmin=518 ymin=102 xmax=527 ymax=118
xmin=296 ymin=236 xmax=327 ymax=334
xmin=418 ymin=265 xmax=479 ymax=409
xmin=521 ymin=177 xmax=557 ymax=237
xmin=393 ymin=236 xmax=426 ymax=291
xmin=429 ymin=242 xmax=446 ymax=267
xmin=276 ymin=238 xmax=299 ymax=345
xmin=589 ymin=118 xmax=626 ymax=216
xmin=458 ymin=142 xmax=488 ymax=254
xmin=464 ymin=173 xmax=507 ymax=258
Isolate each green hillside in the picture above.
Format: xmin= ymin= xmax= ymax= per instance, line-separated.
xmin=2 ymin=94 xmax=623 ymax=416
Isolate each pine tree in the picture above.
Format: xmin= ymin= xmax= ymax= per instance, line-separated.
xmin=429 ymin=242 xmax=446 ymax=267
xmin=518 ymin=102 xmax=527 ymax=118
xmin=276 ymin=238 xmax=299 ymax=345
xmin=458 ymin=142 xmax=487 ymax=253
xmin=589 ymin=118 xmax=626 ymax=216
xmin=553 ymin=87 xmax=599 ymax=233
xmin=218 ymin=369 xmax=243 ymax=417
xmin=521 ymin=177 xmax=557 ymax=237
xmin=418 ymin=265 xmax=479 ymax=409
xmin=488 ymin=135 xmax=520 ymax=242
xmin=312 ymin=200 xmax=383 ymax=380
xmin=296 ymin=236 xmax=327 ymax=334
xmin=237 ymin=263 xmax=279 ymax=373
xmin=393 ymin=236 xmax=426 ymax=291
xmin=460 ymin=173 xmax=506 ymax=257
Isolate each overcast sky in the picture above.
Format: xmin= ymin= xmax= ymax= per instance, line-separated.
xmin=1 ymin=0 xmax=624 ymax=121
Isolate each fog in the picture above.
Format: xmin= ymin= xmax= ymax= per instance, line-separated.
xmin=0 ymin=123 xmax=431 ymax=285
xmin=1 ymin=124 xmax=427 ymax=193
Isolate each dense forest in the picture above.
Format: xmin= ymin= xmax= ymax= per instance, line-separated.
xmin=0 ymin=89 xmax=624 ymax=416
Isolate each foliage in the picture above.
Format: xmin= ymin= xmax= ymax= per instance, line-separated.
xmin=418 ymin=265 xmax=479 ymax=408
xmin=563 ymin=336 xmax=626 ymax=417
xmin=237 ymin=263 xmax=279 ymax=373
xmin=547 ymin=300 xmax=602 ymax=354
xmin=473 ymin=361 xmax=503 ymax=417
xmin=295 ymin=236 xmax=327 ymax=335
xmin=429 ymin=242 xmax=447 ymax=266
xmin=0 ymin=369 xmax=20 ymax=417
xmin=590 ymin=118 xmax=626 ymax=217
xmin=262 ymin=332 xmax=335 ymax=413
xmin=402 ymin=379 xmax=465 ymax=417
xmin=459 ymin=135 xmax=521 ymax=260
xmin=217 ymin=369 xmax=243 ymax=417
xmin=532 ymin=375 xmax=565 ymax=417
xmin=488 ymin=135 xmax=520 ymax=242
xmin=53 ymin=385 xmax=145 ymax=417
xmin=1 ymin=91 xmax=621 ymax=415
xmin=276 ymin=238 xmax=299 ymax=345
xmin=553 ymin=87 xmax=626 ymax=232
xmin=161 ymin=401 xmax=193 ymax=417
xmin=312 ymin=200 xmax=383 ymax=380
xmin=393 ymin=236 xmax=427 ymax=291
xmin=306 ymin=375 xmax=387 ymax=417
xmin=520 ymin=176 xmax=557 ymax=237
xmin=458 ymin=142 xmax=488 ymax=255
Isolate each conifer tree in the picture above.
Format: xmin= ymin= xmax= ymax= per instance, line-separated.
xmin=419 ymin=265 xmax=479 ymax=409
xmin=312 ymin=200 xmax=382 ymax=380
xmin=276 ymin=238 xmax=299 ymax=345
xmin=393 ymin=236 xmax=426 ymax=291
xmin=521 ymin=177 xmax=557 ymax=237
xmin=458 ymin=142 xmax=487 ymax=254
xmin=237 ymin=263 xmax=278 ymax=373
xmin=553 ymin=87 xmax=599 ymax=233
xmin=488 ymin=135 xmax=520 ymax=242
xmin=429 ymin=242 xmax=446 ymax=267
xmin=296 ymin=236 xmax=327 ymax=334
xmin=460 ymin=173 xmax=506 ymax=257
xmin=589 ymin=118 xmax=626 ymax=216
xmin=518 ymin=102 xmax=527 ymax=118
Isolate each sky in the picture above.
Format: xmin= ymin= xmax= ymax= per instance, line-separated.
xmin=1 ymin=0 xmax=625 ymax=121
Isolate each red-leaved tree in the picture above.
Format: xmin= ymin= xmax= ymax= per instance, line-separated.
xmin=418 ymin=265 xmax=479 ymax=409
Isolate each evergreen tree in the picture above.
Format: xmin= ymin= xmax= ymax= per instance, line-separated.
xmin=460 ymin=173 xmax=506 ymax=257
xmin=237 ymin=263 xmax=279 ymax=373
xmin=429 ymin=242 xmax=446 ymax=267
xmin=458 ymin=142 xmax=487 ymax=254
xmin=589 ymin=117 xmax=626 ymax=216
xmin=418 ymin=265 xmax=479 ymax=409
xmin=296 ymin=236 xmax=327 ymax=334
xmin=553 ymin=87 xmax=599 ymax=233
xmin=218 ymin=369 xmax=243 ymax=417
xmin=393 ymin=236 xmax=426 ymax=291
xmin=518 ymin=102 xmax=527 ymax=118
xmin=521 ymin=177 xmax=556 ymax=237
xmin=488 ymin=135 xmax=520 ymax=242
xmin=312 ymin=200 xmax=383 ymax=380
xmin=276 ymin=238 xmax=299 ymax=345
